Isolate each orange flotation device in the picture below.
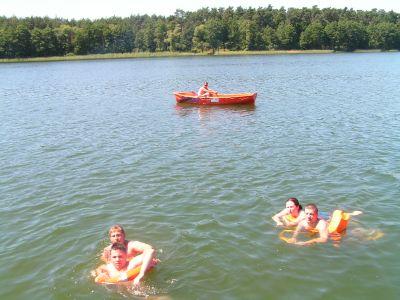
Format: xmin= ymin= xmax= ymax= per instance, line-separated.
xmin=95 ymin=265 xmax=141 ymax=284
xmin=328 ymin=210 xmax=350 ymax=234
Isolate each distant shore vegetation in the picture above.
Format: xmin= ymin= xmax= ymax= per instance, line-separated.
xmin=1 ymin=6 xmax=400 ymax=60
xmin=0 ymin=50 xmax=338 ymax=63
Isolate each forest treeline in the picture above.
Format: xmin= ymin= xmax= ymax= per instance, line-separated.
xmin=1 ymin=5 xmax=400 ymax=58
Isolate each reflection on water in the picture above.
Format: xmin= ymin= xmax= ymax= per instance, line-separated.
xmin=175 ymin=103 xmax=255 ymax=120
xmin=350 ymin=228 xmax=384 ymax=241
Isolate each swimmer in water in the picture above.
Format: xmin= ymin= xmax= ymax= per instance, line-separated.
xmin=101 ymin=224 xmax=157 ymax=285
xmin=92 ymin=243 xmax=135 ymax=283
xmin=272 ymin=198 xmax=306 ymax=227
xmin=287 ymin=203 xmax=329 ymax=246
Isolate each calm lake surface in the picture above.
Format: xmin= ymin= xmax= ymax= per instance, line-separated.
xmin=1 ymin=52 xmax=399 ymax=300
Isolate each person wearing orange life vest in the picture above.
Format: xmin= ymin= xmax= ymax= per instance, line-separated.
xmin=287 ymin=203 xmax=329 ymax=246
xmin=272 ymin=197 xmax=306 ymax=227
xmin=197 ymin=81 xmax=217 ymax=97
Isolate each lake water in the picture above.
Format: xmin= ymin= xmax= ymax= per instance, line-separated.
xmin=0 ymin=52 xmax=399 ymax=300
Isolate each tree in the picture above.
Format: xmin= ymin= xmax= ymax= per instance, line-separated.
xmin=88 ymin=22 xmax=107 ymax=53
xmin=324 ymin=22 xmax=339 ymax=50
xmin=166 ymin=24 xmax=183 ymax=51
xmin=262 ymin=26 xmax=277 ymax=50
xmin=55 ymin=25 xmax=76 ymax=55
xmin=275 ymin=22 xmax=296 ymax=49
xmin=286 ymin=7 xmax=313 ymax=48
xmin=192 ymin=24 xmax=208 ymax=52
xmin=300 ymin=22 xmax=327 ymax=49
xmin=226 ymin=19 xmax=241 ymax=50
xmin=134 ymin=28 xmax=146 ymax=51
xmin=31 ymin=26 xmax=60 ymax=56
xmin=143 ymin=20 xmax=156 ymax=52
xmin=204 ymin=19 xmax=224 ymax=53
xmin=238 ymin=19 xmax=263 ymax=50
xmin=336 ymin=20 xmax=368 ymax=51
xmin=73 ymin=27 xmax=90 ymax=54
xmin=325 ymin=20 xmax=368 ymax=51
xmin=368 ymin=22 xmax=400 ymax=50
xmin=14 ymin=23 xmax=33 ymax=57
xmin=154 ymin=19 xmax=168 ymax=51
xmin=0 ymin=27 xmax=14 ymax=58
xmin=273 ymin=7 xmax=287 ymax=27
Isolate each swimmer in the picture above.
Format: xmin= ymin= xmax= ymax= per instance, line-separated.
xmin=272 ymin=198 xmax=305 ymax=227
xmin=287 ymin=203 xmax=328 ymax=246
xmin=92 ymin=243 xmax=149 ymax=284
xmin=101 ymin=224 xmax=156 ymax=285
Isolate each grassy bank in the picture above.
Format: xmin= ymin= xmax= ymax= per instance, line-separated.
xmin=216 ymin=49 xmax=334 ymax=56
xmin=0 ymin=51 xmax=199 ymax=63
xmin=1 ymin=49 xmax=391 ymax=63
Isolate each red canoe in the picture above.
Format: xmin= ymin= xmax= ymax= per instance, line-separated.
xmin=174 ymin=91 xmax=257 ymax=105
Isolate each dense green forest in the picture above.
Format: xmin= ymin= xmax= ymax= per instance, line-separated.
xmin=1 ymin=5 xmax=400 ymax=58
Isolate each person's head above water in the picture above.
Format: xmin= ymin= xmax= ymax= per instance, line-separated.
xmin=110 ymin=243 xmax=128 ymax=270
xmin=286 ymin=198 xmax=302 ymax=214
xmin=108 ymin=224 xmax=126 ymax=244
xmin=204 ymin=81 xmax=208 ymax=87
xmin=304 ymin=203 xmax=319 ymax=223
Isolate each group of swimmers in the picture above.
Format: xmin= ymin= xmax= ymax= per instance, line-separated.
xmin=91 ymin=224 xmax=157 ymax=285
xmin=272 ymin=198 xmax=362 ymax=246
xmin=91 ymin=200 xmax=360 ymax=284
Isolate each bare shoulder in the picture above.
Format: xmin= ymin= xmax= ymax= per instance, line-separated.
xmin=295 ymin=211 xmax=306 ymax=222
xmin=298 ymin=219 xmax=307 ymax=227
xmin=128 ymin=240 xmax=153 ymax=251
xmin=317 ymin=219 xmax=328 ymax=229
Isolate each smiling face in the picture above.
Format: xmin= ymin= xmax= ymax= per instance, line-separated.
xmin=110 ymin=248 xmax=128 ymax=271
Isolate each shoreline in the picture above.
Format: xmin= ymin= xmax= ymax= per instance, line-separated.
xmin=0 ymin=49 xmax=394 ymax=64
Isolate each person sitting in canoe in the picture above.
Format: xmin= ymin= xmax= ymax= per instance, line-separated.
xmin=272 ymin=197 xmax=306 ymax=227
xmin=197 ymin=81 xmax=217 ymax=97
xmin=101 ymin=224 xmax=157 ymax=284
xmin=287 ymin=203 xmax=329 ymax=246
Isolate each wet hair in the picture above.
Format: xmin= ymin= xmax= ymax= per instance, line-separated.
xmin=204 ymin=81 xmax=208 ymax=86
xmin=287 ymin=198 xmax=302 ymax=210
xmin=111 ymin=242 xmax=127 ymax=253
xmin=108 ymin=224 xmax=125 ymax=236
xmin=305 ymin=203 xmax=318 ymax=214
